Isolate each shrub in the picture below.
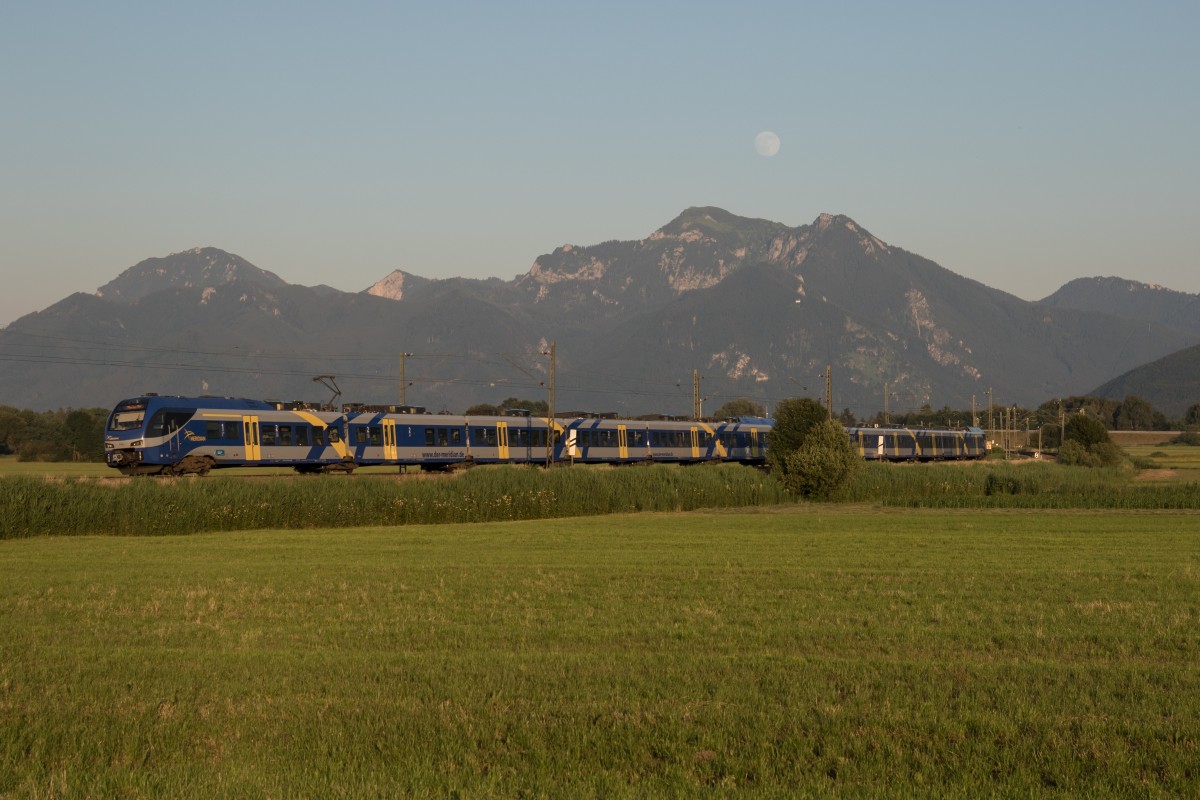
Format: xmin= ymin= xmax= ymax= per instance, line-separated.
xmin=1063 ymin=414 xmax=1110 ymax=449
xmin=766 ymin=397 xmax=828 ymax=473
xmin=1172 ymin=430 xmax=1200 ymax=446
xmin=777 ymin=419 xmax=862 ymax=498
xmin=1057 ymin=440 xmax=1099 ymax=467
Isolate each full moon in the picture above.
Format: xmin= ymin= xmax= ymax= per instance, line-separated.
xmin=755 ymin=131 xmax=781 ymax=157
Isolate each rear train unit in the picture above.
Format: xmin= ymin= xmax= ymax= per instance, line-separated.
xmin=846 ymin=425 xmax=987 ymax=461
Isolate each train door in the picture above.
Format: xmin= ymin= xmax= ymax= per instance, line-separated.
xmin=242 ymin=416 xmax=261 ymax=462
xmin=750 ymin=428 xmax=762 ymax=458
xmin=689 ymin=427 xmax=700 ymax=459
xmin=383 ymin=419 xmax=398 ymax=462
xmin=617 ymin=425 xmax=628 ymax=460
xmin=497 ymin=421 xmax=510 ymax=461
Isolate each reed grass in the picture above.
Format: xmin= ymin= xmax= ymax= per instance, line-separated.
xmin=3 ymin=459 xmax=1198 ymax=540
xmin=0 ymin=464 xmax=792 ymax=539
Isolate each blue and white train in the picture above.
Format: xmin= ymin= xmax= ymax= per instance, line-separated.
xmin=847 ymin=425 xmax=987 ymax=461
xmin=103 ymin=395 xmax=772 ymax=476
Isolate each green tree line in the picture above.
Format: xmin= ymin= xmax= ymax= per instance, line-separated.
xmin=0 ymin=407 xmax=109 ymax=462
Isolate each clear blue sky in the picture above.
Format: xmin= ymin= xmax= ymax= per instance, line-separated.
xmin=3 ymin=1 xmax=1197 ymax=326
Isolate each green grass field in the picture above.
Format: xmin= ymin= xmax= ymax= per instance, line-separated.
xmin=3 ymin=509 xmax=1198 ymax=797
xmin=1127 ymin=443 xmax=1200 ymax=481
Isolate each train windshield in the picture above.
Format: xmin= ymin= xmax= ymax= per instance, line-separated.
xmin=107 ymin=401 xmax=148 ymax=432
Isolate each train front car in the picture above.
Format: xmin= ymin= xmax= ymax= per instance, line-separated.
xmin=104 ymin=396 xmax=271 ymax=475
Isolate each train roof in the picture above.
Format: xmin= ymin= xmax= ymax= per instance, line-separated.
xmin=115 ymin=395 xmax=277 ymax=412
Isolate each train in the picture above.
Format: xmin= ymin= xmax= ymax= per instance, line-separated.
xmin=103 ymin=395 xmax=772 ymax=476
xmin=847 ymin=425 xmax=987 ymax=461
xmin=102 ymin=395 xmax=988 ymax=476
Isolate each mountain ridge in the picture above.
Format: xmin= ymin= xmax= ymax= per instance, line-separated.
xmin=2 ymin=209 xmax=1198 ymax=416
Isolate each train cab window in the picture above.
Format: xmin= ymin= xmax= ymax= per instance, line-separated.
xmin=328 ymin=427 xmax=340 ymax=443
xmin=109 ymin=408 xmax=146 ymax=432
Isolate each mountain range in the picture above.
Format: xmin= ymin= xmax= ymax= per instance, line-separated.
xmin=2 ymin=207 xmax=1198 ymax=417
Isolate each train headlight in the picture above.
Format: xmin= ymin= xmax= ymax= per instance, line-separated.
xmin=132 ymin=440 xmax=142 ymax=447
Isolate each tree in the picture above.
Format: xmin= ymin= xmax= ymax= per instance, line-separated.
xmin=1113 ymin=395 xmax=1167 ymax=431
xmin=499 ymin=397 xmax=548 ymax=414
xmin=1185 ymin=403 xmax=1200 ymax=428
xmin=1063 ymin=413 xmax=1111 ymax=449
xmin=1060 ymin=412 xmax=1127 ymax=468
xmin=64 ymin=410 xmax=102 ymax=461
xmin=711 ymin=398 xmax=766 ymax=420
xmin=766 ymin=397 xmax=828 ymax=473
xmin=777 ymin=418 xmax=862 ymax=498
xmin=464 ymin=403 xmax=502 ymax=416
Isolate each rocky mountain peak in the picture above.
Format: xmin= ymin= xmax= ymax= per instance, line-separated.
xmin=366 ymin=270 xmax=414 ymax=301
xmin=94 ymin=247 xmax=288 ymax=305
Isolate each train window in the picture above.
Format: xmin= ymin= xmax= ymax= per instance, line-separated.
xmin=329 ymin=428 xmax=341 ymax=443
xmin=354 ymin=427 xmax=368 ymax=444
xmin=369 ymin=426 xmax=382 ymax=446
xmin=295 ymin=427 xmax=310 ymax=447
xmin=313 ymin=427 xmax=325 ymax=446
xmin=261 ymin=424 xmax=278 ymax=446
xmin=279 ymin=426 xmax=293 ymax=446
xmin=473 ymin=427 xmax=496 ymax=446
xmin=146 ymin=409 xmax=195 ymax=437
xmin=205 ymin=421 xmax=236 ymax=440
xmin=629 ymin=430 xmax=645 ymax=447
xmin=450 ymin=428 xmax=462 ymax=446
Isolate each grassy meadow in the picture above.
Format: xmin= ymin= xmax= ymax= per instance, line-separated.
xmin=3 ymin=509 xmax=1199 ymax=797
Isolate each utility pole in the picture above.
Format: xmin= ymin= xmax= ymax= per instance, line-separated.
xmin=825 ymin=365 xmax=833 ymax=420
xmin=987 ymin=387 xmax=994 ymax=449
xmin=399 ymin=352 xmax=413 ymax=407
xmin=884 ymin=382 xmax=890 ymax=426
xmin=1059 ymin=399 xmax=1066 ymax=449
xmin=544 ymin=341 xmax=556 ymax=467
xmin=693 ymin=369 xmax=702 ymax=420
